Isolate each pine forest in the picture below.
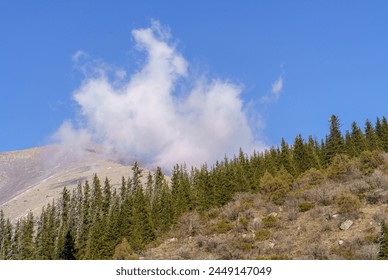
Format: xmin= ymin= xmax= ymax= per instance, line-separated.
xmin=1 ymin=115 xmax=388 ymax=260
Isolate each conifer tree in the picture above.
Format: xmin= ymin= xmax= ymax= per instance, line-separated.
xmin=131 ymin=187 xmax=155 ymax=251
xmin=350 ymin=121 xmax=366 ymax=156
xmin=77 ymin=180 xmax=92 ymax=259
xmin=102 ymin=177 xmax=112 ymax=215
xmin=378 ymin=116 xmax=388 ymax=152
xmin=59 ymin=230 xmax=76 ymax=260
xmin=131 ymin=161 xmax=143 ymax=193
xmin=280 ymin=138 xmax=296 ymax=177
xmin=105 ymin=196 xmax=121 ymax=257
xmin=55 ymin=187 xmax=71 ymax=259
xmin=293 ymin=134 xmax=309 ymax=175
xmin=325 ymin=115 xmax=344 ymax=164
xmin=0 ymin=219 xmax=12 ymax=259
xmin=306 ymin=135 xmax=321 ymax=170
xmin=378 ymin=221 xmax=388 ymax=260
xmin=211 ymin=163 xmax=233 ymax=207
xmin=120 ymin=176 xmax=127 ymax=200
xmin=91 ymin=174 xmax=103 ymax=213
xmin=19 ymin=212 xmax=35 ymax=259
xmin=112 ymin=238 xmax=138 ymax=260
xmin=365 ymin=119 xmax=382 ymax=151
xmin=85 ymin=211 xmax=107 ymax=259
xmin=0 ymin=210 xmax=5 ymax=258
xmin=35 ymin=203 xmax=57 ymax=259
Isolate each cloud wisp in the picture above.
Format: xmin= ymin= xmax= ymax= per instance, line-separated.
xmin=55 ymin=22 xmax=266 ymax=170
xmin=260 ymin=76 xmax=283 ymax=104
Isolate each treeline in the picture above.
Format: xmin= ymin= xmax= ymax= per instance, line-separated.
xmin=0 ymin=115 xmax=388 ymax=259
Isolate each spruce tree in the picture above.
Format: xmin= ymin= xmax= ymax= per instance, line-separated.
xmin=325 ymin=115 xmax=344 ymax=164
xmin=280 ymin=138 xmax=296 ymax=177
xmin=293 ymin=134 xmax=309 ymax=175
xmin=350 ymin=121 xmax=366 ymax=156
xmin=378 ymin=221 xmax=388 ymax=260
xmin=1 ymin=219 xmax=13 ymax=259
xmin=112 ymin=238 xmax=138 ymax=260
xmin=378 ymin=116 xmax=388 ymax=152
xmin=365 ymin=119 xmax=382 ymax=151
xmin=59 ymin=230 xmax=76 ymax=260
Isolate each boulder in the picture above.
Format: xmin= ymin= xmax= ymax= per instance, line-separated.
xmin=340 ymin=220 xmax=353 ymax=230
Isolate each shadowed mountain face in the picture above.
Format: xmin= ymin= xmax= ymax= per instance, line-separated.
xmin=0 ymin=145 xmax=138 ymax=221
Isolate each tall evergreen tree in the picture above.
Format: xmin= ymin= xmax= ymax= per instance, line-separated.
xmin=325 ymin=115 xmax=344 ymax=164
xmin=19 ymin=212 xmax=35 ymax=259
xmin=365 ymin=119 xmax=382 ymax=151
xmin=378 ymin=116 xmax=388 ymax=152
xmin=293 ymin=134 xmax=309 ymax=175
xmin=279 ymin=138 xmax=296 ymax=177
xmin=59 ymin=230 xmax=76 ymax=260
xmin=0 ymin=219 xmax=13 ymax=259
xmin=349 ymin=121 xmax=366 ymax=156
xmin=378 ymin=221 xmax=388 ymax=260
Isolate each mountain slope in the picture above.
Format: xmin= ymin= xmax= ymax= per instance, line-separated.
xmin=0 ymin=145 xmax=138 ymax=221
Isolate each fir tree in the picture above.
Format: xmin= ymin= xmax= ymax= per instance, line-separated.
xmin=279 ymin=138 xmax=296 ymax=177
xmin=325 ymin=115 xmax=344 ymax=164
xmin=378 ymin=221 xmax=388 ymax=260
xmin=59 ymin=230 xmax=76 ymax=260
xmin=112 ymin=238 xmax=138 ymax=260
xmin=378 ymin=116 xmax=388 ymax=152
xmin=293 ymin=134 xmax=309 ymax=175
xmin=350 ymin=121 xmax=366 ymax=156
xmin=364 ymin=119 xmax=382 ymax=151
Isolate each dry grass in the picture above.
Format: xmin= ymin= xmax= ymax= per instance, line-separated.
xmin=143 ymin=169 xmax=388 ymax=260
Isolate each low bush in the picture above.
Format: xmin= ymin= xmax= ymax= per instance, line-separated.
xmin=298 ymin=201 xmax=315 ymax=212
xmin=210 ymin=219 xmax=234 ymax=234
xmin=262 ymin=215 xmax=278 ymax=228
xmin=255 ymin=229 xmax=271 ymax=241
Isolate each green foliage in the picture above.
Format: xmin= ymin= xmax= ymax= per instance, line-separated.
xmin=336 ymin=193 xmax=361 ymax=218
xmin=325 ymin=115 xmax=345 ymax=165
xmin=256 ymin=254 xmax=291 ymax=260
xmin=260 ymin=170 xmax=292 ymax=205
xmin=59 ymin=230 xmax=76 ymax=260
xmin=298 ymin=201 xmax=315 ymax=212
xmin=1 ymin=114 xmax=387 ymax=259
xmin=365 ymin=119 xmax=382 ymax=152
xmin=297 ymin=168 xmax=326 ymax=188
xmin=262 ymin=215 xmax=277 ymax=228
xmin=112 ymin=238 xmax=138 ymax=260
xmin=378 ymin=221 xmax=388 ymax=260
xmin=210 ymin=219 xmax=234 ymax=234
xmin=359 ymin=150 xmax=384 ymax=175
xmin=238 ymin=216 xmax=249 ymax=231
xmin=255 ymin=229 xmax=271 ymax=241
xmin=327 ymin=154 xmax=353 ymax=180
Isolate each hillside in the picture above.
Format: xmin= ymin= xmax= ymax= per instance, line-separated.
xmin=0 ymin=145 xmax=139 ymax=221
xmin=143 ymin=169 xmax=388 ymax=259
xmin=0 ymin=115 xmax=388 ymax=260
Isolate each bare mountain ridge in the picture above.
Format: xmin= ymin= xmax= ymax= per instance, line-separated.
xmin=0 ymin=145 xmax=140 ymax=221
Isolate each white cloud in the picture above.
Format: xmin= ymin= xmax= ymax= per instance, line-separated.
xmin=72 ymin=50 xmax=87 ymax=63
xmin=261 ymin=75 xmax=283 ymax=103
xmin=271 ymin=76 xmax=283 ymax=97
xmin=56 ymin=21 xmax=266 ymax=171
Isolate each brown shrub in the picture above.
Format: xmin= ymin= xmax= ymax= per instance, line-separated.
xmin=296 ymin=168 xmax=326 ymax=188
xmin=335 ymin=192 xmax=361 ymax=218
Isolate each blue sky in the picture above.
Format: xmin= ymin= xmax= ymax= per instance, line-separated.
xmin=1 ymin=1 xmax=388 ymax=165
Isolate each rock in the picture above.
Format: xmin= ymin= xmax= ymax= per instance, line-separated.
xmin=253 ymin=217 xmax=262 ymax=225
xmin=268 ymin=212 xmax=278 ymax=217
xmin=340 ymin=220 xmax=353 ymax=230
xmin=332 ymin=213 xmax=340 ymax=219
xmin=168 ymin=237 xmax=177 ymax=242
xmin=338 ymin=239 xmax=344 ymax=245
